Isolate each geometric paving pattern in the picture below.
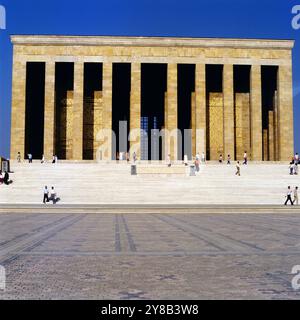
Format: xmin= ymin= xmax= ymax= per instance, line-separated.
xmin=0 ymin=212 xmax=300 ymax=299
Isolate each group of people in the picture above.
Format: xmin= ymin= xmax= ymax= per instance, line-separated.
xmin=0 ymin=170 xmax=12 ymax=185
xmin=43 ymin=186 xmax=59 ymax=204
xmin=285 ymin=186 xmax=298 ymax=206
xmin=17 ymin=152 xmax=59 ymax=164
xmin=219 ymin=151 xmax=248 ymax=166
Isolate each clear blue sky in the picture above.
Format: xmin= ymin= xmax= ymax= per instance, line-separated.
xmin=0 ymin=0 xmax=299 ymax=158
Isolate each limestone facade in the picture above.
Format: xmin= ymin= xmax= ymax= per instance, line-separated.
xmin=10 ymin=35 xmax=295 ymax=161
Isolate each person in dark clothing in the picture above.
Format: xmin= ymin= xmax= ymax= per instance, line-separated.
xmin=284 ymin=186 xmax=294 ymax=206
xmin=43 ymin=186 xmax=49 ymax=204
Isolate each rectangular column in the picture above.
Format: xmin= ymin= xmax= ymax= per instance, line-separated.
xmin=130 ymin=63 xmax=141 ymax=159
xmin=273 ymin=91 xmax=279 ymax=161
xmin=250 ymin=65 xmax=262 ymax=161
xmin=10 ymin=57 xmax=26 ymax=160
xmin=166 ymin=63 xmax=178 ymax=160
xmin=235 ymin=93 xmax=243 ymax=160
xmin=195 ymin=64 xmax=206 ymax=157
xmin=223 ymin=64 xmax=235 ymax=159
xmin=278 ymin=64 xmax=294 ymax=161
xmin=102 ymin=62 xmax=113 ymax=160
xmin=65 ymin=91 xmax=74 ymax=159
xmin=263 ymin=129 xmax=268 ymax=161
xmin=43 ymin=61 xmax=55 ymax=160
xmin=191 ymin=92 xmax=196 ymax=156
xmin=72 ymin=62 xmax=84 ymax=160
xmin=268 ymin=111 xmax=275 ymax=161
xmin=93 ymin=91 xmax=103 ymax=159
xmin=208 ymin=93 xmax=224 ymax=160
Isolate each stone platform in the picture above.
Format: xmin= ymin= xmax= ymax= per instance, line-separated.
xmin=0 ymin=161 xmax=299 ymax=206
xmin=0 ymin=211 xmax=300 ymax=299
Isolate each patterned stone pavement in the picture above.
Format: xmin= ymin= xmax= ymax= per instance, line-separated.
xmin=0 ymin=212 xmax=300 ymax=299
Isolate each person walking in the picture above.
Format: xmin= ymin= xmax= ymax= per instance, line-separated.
xmin=284 ymin=186 xmax=294 ymax=206
xmin=43 ymin=186 xmax=49 ymax=204
xmin=235 ymin=161 xmax=241 ymax=176
xmin=243 ymin=151 xmax=248 ymax=165
xmin=167 ymin=154 xmax=171 ymax=167
xmin=195 ymin=158 xmax=200 ymax=172
xmin=49 ymin=187 xmax=57 ymax=204
xmin=293 ymin=187 xmax=298 ymax=205
xmin=219 ymin=154 xmax=223 ymax=164
xmin=28 ymin=153 xmax=33 ymax=163
xmin=227 ymin=154 xmax=231 ymax=165
xmin=184 ymin=154 xmax=188 ymax=166
xmin=133 ymin=152 xmax=137 ymax=164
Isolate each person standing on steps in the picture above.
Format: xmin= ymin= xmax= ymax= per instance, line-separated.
xmin=17 ymin=152 xmax=21 ymax=163
xmin=235 ymin=161 xmax=241 ymax=176
xmin=167 ymin=154 xmax=171 ymax=167
xmin=43 ymin=186 xmax=49 ymax=204
xmin=243 ymin=151 xmax=248 ymax=165
xmin=227 ymin=154 xmax=231 ymax=165
xmin=295 ymin=152 xmax=299 ymax=165
xmin=284 ymin=186 xmax=294 ymax=206
xmin=201 ymin=152 xmax=206 ymax=164
xmin=28 ymin=153 xmax=33 ymax=163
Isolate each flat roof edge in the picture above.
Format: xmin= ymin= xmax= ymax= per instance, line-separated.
xmin=10 ymin=35 xmax=295 ymax=49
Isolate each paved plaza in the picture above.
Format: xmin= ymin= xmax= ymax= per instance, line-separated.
xmin=0 ymin=211 xmax=300 ymax=299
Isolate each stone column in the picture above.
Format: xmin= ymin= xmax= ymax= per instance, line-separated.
xmin=250 ymin=65 xmax=262 ymax=161
xmin=191 ymin=92 xmax=196 ymax=156
xmin=10 ymin=57 xmax=26 ymax=160
xmin=273 ymin=91 xmax=279 ymax=161
xmin=278 ymin=64 xmax=294 ymax=161
xmin=72 ymin=62 xmax=84 ymax=160
xmin=93 ymin=91 xmax=103 ymax=159
xmin=268 ymin=111 xmax=275 ymax=161
xmin=223 ymin=64 xmax=235 ymax=160
xmin=195 ymin=64 xmax=206 ymax=157
xmin=130 ymin=63 xmax=141 ymax=159
xmin=43 ymin=61 xmax=55 ymax=160
xmin=166 ymin=63 xmax=178 ymax=160
xmin=263 ymin=129 xmax=268 ymax=161
xmin=102 ymin=62 xmax=113 ymax=160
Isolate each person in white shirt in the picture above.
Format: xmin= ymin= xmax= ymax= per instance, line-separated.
xmin=201 ymin=152 xmax=206 ymax=164
xmin=235 ymin=161 xmax=241 ymax=176
xmin=41 ymin=155 xmax=45 ymax=164
xmin=50 ymin=187 xmax=57 ymax=204
xmin=43 ymin=186 xmax=49 ymax=204
xmin=293 ymin=187 xmax=298 ymax=205
xmin=184 ymin=155 xmax=188 ymax=166
xmin=243 ymin=151 xmax=248 ymax=165
xmin=167 ymin=154 xmax=171 ymax=167
xmin=295 ymin=153 xmax=299 ymax=164
xmin=284 ymin=186 xmax=294 ymax=205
